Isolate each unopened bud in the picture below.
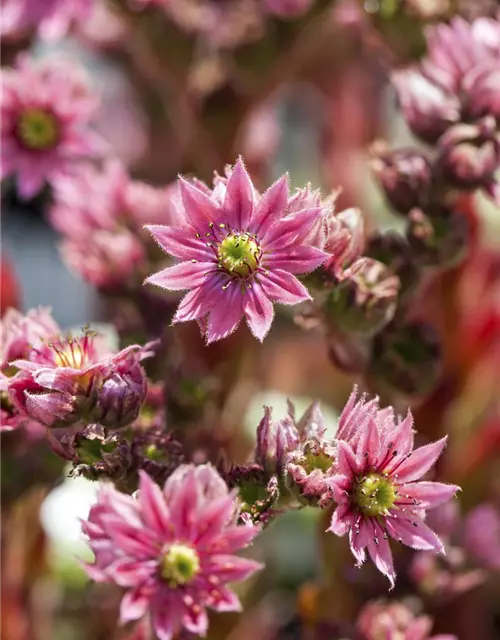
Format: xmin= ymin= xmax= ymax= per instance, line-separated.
xmin=325 ymin=258 xmax=400 ymax=336
xmin=366 ymin=231 xmax=420 ymax=303
xmin=463 ymin=64 xmax=500 ymax=121
xmin=370 ymin=321 xmax=442 ymax=397
xmin=371 ymin=145 xmax=432 ymax=215
xmin=255 ymin=407 xmax=299 ymax=476
xmin=406 ymin=206 xmax=470 ymax=268
xmin=392 ymin=71 xmax=460 ymax=144
xmin=436 ymin=118 xmax=500 ymax=195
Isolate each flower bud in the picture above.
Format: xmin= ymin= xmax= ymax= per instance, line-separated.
xmin=406 ymin=206 xmax=470 ymax=268
xmin=463 ymin=63 xmax=500 ymax=121
xmin=370 ymin=321 xmax=442 ymax=397
xmin=436 ymin=117 xmax=500 ymax=196
xmin=255 ymin=407 xmax=299 ymax=475
xmin=324 ymin=258 xmax=400 ymax=337
xmin=366 ymin=231 xmax=420 ymax=303
xmin=392 ymin=71 xmax=460 ymax=144
xmin=130 ymin=427 xmax=184 ymax=487
xmin=370 ymin=145 xmax=432 ymax=215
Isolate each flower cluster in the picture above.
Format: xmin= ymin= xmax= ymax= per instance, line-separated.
xmin=1 ymin=0 xmax=93 ymax=41
xmin=1 ymin=55 xmax=104 ymax=199
xmin=82 ymin=465 xmax=262 ymax=640
xmin=49 ymin=160 xmax=174 ymax=289
xmin=391 ymin=17 xmax=500 ymax=201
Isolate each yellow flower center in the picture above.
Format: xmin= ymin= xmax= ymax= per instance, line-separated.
xmin=218 ymin=233 xmax=260 ymax=278
xmin=17 ymin=108 xmax=59 ymax=151
xmin=161 ymin=544 xmax=200 ymax=587
xmin=354 ymin=473 xmax=396 ymax=517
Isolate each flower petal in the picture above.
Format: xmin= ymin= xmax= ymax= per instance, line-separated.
xmin=397 ymin=482 xmax=459 ymax=510
xmin=138 ymin=471 xmax=172 ymax=537
xmin=336 ymin=440 xmax=361 ymax=477
xmin=265 ymin=246 xmax=328 ymax=274
xmin=264 ymin=207 xmax=322 ymax=248
xmin=145 ymin=261 xmax=215 ymax=291
xmin=244 ymin=283 xmax=274 ymax=341
xmin=223 ymin=157 xmax=255 ymax=229
xmin=392 ymin=437 xmax=447 ymax=484
xmin=205 ymin=555 xmax=263 ymax=582
xmin=146 ymin=225 xmax=211 ymax=261
xmin=206 ymin=285 xmax=245 ymax=344
xmin=120 ymin=586 xmax=151 ymax=624
xmin=259 ymin=269 xmax=311 ymax=305
xmin=249 ymin=175 xmax=289 ymax=235
xmin=386 ymin=515 xmax=444 ymax=553
xmin=328 ymin=503 xmax=351 ymax=536
xmin=179 ymin=177 xmax=221 ymax=233
xmin=366 ymin=520 xmax=396 ymax=588
xmin=174 ymin=279 xmax=222 ymax=323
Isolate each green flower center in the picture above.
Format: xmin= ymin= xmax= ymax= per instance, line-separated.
xmin=161 ymin=544 xmax=200 ymax=587
xmin=218 ymin=233 xmax=260 ymax=278
xmin=353 ymin=472 xmax=396 ymax=517
xmin=17 ymin=108 xmax=59 ymax=151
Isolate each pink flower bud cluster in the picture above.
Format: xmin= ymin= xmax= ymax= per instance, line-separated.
xmin=392 ymin=17 xmax=500 ymax=201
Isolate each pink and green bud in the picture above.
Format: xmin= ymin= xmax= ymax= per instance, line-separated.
xmin=406 ymin=206 xmax=470 ymax=268
xmin=371 ymin=146 xmax=432 ymax=215
xmin=325 ymin=258 xmax=400 ymax=337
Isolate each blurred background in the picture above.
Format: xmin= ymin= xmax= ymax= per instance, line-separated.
xmin=2 ymin=1 xmax=500 ymax=639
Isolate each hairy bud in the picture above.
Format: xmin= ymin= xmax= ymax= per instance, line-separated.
xmin=370 ymin=321 xmax=442 ymax=397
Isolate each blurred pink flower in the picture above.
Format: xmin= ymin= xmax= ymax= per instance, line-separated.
xmin=7 ymin=330 xmax=153 ymax=429
xmin=357 ymin=599 xmax=456 ymax=640
xmin=1 ymin=307 xmax=60 ymax=372
xmin=82 ymin=466 xmax=263 ymax=640
xmin=328 ymin=387 xmax=459 ymax=587
xmin=146 ymin=158 xmax=328 ymax=343
xmin=393 ymin=17 xmax=500 ymax=146
xmin=264 ymin=0 xmax=313 ymax=18
xmin=463 ymin=503 xmax=500 ymax=571
xmin=1 ymin=55 xmax=104 ymax=199
xmin=1 ymin=0 xmax=93 ymax=41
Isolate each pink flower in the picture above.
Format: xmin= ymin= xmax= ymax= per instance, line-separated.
xmin=1 ymin=55 xmax=104 ymax=199
xmin=1 ymin=0 xmax=93 ymax=41
xmin=328 ymin=387 xmax=459 ymax=587
xmin=463 ymin=504 xmax=500 ymax=571
xmin=82 ymin=465 xmax=263 ymax=640
xmin=146 ymin=158 xmax=329 ymax=343
xmin=7 ymin=330 xmax=153 ymax=429
xmin=0 ymin=307 xmax=60 ymax=372
xmin=264 ymin=0 xmax=313 ymax=17
xmin=357 ymin=599 xmax=456 ymax=640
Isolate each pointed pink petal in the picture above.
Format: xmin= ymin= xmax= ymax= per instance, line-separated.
xmin=146 ymin=225 xmax=211 ymax=261
xmin=336 ymin=440 xmax=361 ymax=477
xmin=120 ymin=587 xmax=151 ymax=624
xmin=250 ymin=175 xmax=288 ymax=235
xmin=208 ymin=586 xmax=242 ymax=612
xmin=328 ymin=503 xmax=351 ymax=536
xmin=151 ymin=594 xmax=177 ymax=640
xmin=138 ymin=471 xmax=172 ymax=537
xmin=215 ymin=525 xmax=259 ymax=554
xmin=194 ymin=495 xmax=236 ymax=548
xmin=327 ymin=474 xmax=351 ymax=502
xmin=380 ymin=411 xmax=414 ymax=467
xmin=355 ymin=416 xmax=380 ymax=466
xmin=205 ymin=555 xmax=263 ymax=582
xmin=179 ymin=177 xmax=220 ymax=233
xmin=110 ymin=558 xmax=157 ymax=588
xmin=145 ymin=261 xmax=215 ymax=291
xmin=265 ymin=246 xmax=328 ymax=274
xmin=168 ymin=472 xmax=200 ymax=540
xmin=17 ymin=166 xmax=46 ymax=199
xmin=264 ymin=207 xmax=322 ymax=248
xmin=244 ymin=283 xmax=274 ymax=341
xmin=397 ymin=482 xmax=459 ymax=509
xmin=393 ymin=437 xmax=448 ymax=484
xmin=259 ymin=269 xmax=311 ymax=305
xmin=349 ymin=518 xmax=370 ymax=566
xmin=386 ymin=515 xmax=444 ymax=553
xmin=206 ymin=285 xmax=245 ymax=343
xmin=174 ymin=279 xmax=222 ymax=323
xmin=223 ymin=157 xmax=255 ymax=229
xmin=99 ymin=519 xmax=158 ymax=558
xmin=366 ymin=520 xmax=396 ymax=588
xmin=182 ymin=606 xmax=209 ymax=636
